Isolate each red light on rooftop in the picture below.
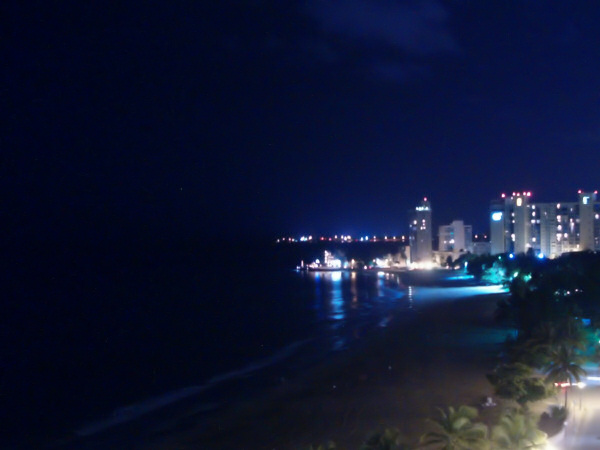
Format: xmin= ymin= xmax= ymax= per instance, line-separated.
xmin=424 ymin=197 xmax=428 ymax=202
xmin=578 ymin=189 xmax=582 ymax=194
xmin=501 ymin=193 xmax=506 ymax=198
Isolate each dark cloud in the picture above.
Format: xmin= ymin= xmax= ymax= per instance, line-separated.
xmin=213 ymin=1 xmax=459 ymax=84
xmin=306 ymin=0 xmax=459 ymax=56
xmin=303 ymin=0 xmax=460 ymax=83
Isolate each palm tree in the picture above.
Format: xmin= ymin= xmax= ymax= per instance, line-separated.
xmin=490 ymin=411 xmax=547 ymax=449
xmin=512 ymin=319 xmax=587 ymax=368
xmin=420 ymin=405 xmax=488 ymax=449
xmin=533 ymin=319 xmax=586 ymax=351
xmin=544 ymin=344 xmax=587 ymax=408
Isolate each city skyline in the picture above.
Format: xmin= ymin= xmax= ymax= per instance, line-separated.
xmin=283 ymin=188 xmax=600 ymax=265
xmin=491 ymin=189 xmax=600 ymax=258
xmin=279 ymin=189 xmax=597 ymax=243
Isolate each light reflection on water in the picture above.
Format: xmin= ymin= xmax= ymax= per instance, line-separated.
xmin=302 ymin=270 xmax=507 ymax=353
xmin=307 ymin=270 xmax=406 ymax=351
xmin=377 ymin=272 xmax=384 ymax=296
xmin=329 ymin=271 xmax=344 ymax=321
xmin=350 ymin=271 xmax=358 ymax=306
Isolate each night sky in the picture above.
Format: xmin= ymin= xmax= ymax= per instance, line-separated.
xmin=6 ymin=1 xmax=600 ymax=243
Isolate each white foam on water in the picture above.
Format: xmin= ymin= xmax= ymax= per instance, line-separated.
xmin=75 ymin=338 xmax=312 ymax=436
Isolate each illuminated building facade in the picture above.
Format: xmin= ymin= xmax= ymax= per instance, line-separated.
xmin=489 ymin=191 xmax=600 ymax=257
xmin=490 ymin=192 xmax=533 ymax=254
xmin=490 ymin=198 xmax=508 ymax=255
xmin=409 ymin=198 xmax=432 ymax=263
xmin=439 ymin=220 xmax=473 ymax=259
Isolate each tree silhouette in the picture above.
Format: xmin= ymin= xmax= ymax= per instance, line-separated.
xmin=511 ymin=318 xmax=588 ymax=368
xmin=544 ymin=344 xmax=586 ymax=408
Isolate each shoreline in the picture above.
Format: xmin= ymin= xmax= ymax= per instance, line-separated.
xmin=62 ymin=285 xmax=513 ymax=449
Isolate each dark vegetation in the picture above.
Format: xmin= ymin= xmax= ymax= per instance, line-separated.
xmin=473 ymin=251 xmax=600 ymax=437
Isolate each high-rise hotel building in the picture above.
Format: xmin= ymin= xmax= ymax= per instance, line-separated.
xmin=409 ymin=197 xmax=433 ymax=262
xmin=490 ymin=191 xmax=600 ymax=257
xmin=439 ymin=220 xmax=473 ymax=258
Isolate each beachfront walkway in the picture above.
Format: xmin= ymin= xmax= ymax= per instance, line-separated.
xmin=549 ymin=363 xmax=600 ymax=450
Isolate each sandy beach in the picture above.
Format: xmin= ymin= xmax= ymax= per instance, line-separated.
xmin=64 ymin=284 xmax=515 ymax=449
xmin=188 ymin=291 xmax=510 ymax=449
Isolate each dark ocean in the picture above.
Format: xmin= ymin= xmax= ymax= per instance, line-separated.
xmin=2 ymin=240 xmax=424 ymax=447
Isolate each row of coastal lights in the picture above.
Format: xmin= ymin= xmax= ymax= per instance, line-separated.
xmin=501 ymin=192 xmax=532 ymax=198
xmin=276 ymin=235 xmax=407 ymax=243
xmin=502 ymin=190 xmax=599 ymax=199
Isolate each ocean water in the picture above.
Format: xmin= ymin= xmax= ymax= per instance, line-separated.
xmin=2 ymin=241 xmax=424 ymax=446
